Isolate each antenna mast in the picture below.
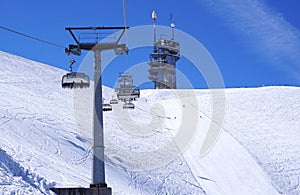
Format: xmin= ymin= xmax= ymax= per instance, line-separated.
xmin=152 ymin=10 xmax=157 ymax=52
xmin=171 ymin=23 xmax=175 ymax=40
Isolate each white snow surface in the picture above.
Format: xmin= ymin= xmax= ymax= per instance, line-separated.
xmin=0 ymin=50 xmax=299 ymax=194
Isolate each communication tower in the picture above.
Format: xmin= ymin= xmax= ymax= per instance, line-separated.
xmin=148 ymin=11 xmax=181 ymax=89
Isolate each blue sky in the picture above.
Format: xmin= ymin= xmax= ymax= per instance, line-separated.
xmin=1 ymin=0 xmax=300 ymax=89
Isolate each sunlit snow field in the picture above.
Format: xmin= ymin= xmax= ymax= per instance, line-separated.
xmin=0 ymin=51 xmax=299 ymax=194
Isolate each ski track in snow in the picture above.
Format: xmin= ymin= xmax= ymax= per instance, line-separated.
xmin=0 ymin=51 xmax=299 ymax=194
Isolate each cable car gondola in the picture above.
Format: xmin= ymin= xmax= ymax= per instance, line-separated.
xmin=123 ymin=102 xmax=135 ymax=109
xmin=117 ymin=87 xmax=140 ymax=101
xmin=61 ymin=59 xmax=90 ymax=89
xmin=61 ymin=72 xmax=90 ymax=89
xmin=103 ymin=103 xmax=112 ymax=112
xmin=116 ymin=73 xmax=140 ymax=101
xmin=110 ymin=98 xmax=119 ymax=104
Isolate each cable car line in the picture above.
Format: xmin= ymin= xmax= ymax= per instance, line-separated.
xmin=0 ymin=25 xmax=66 ymax=49
xmin=122 ymin=0 xmax=129 ymax=67
xmin=122 ymin=0 xmax=128 ymax=49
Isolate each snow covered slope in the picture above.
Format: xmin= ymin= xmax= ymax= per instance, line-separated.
xmin=0 ymin=50 xmax=299 ymax=194
xmin=223 ymin=87 xmax=300 ymax=194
